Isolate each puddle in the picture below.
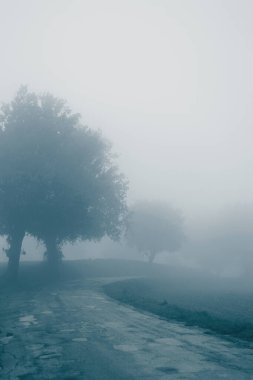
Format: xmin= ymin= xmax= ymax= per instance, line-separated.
xmin=72 ymin=337 xmax=87 ymax=342
xmin=19 ymin=315 xmax=37 ymax=327
xmin=113 ymin=344 xmax=139 ymax=352
xmin=29 ymin=344 xmax=44 ymax=351
xmin=39 ymin=353 xmax=61 ymax=359
xmin=0 ymin=336 xmax=13 ymax=344
xmin=155 ymin=337 xmax=183 ymax=346
xmin=28 ymin=344 xmax=44 ymax=357
xmin=60 ymin=329 xmax=75 ymax=333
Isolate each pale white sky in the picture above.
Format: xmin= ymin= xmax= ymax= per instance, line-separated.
xmin=1 ymin=0 xmax=253 ymax=219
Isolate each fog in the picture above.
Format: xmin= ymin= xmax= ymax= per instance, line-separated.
xmin=1 ymin=0 xmax=253 ymax=275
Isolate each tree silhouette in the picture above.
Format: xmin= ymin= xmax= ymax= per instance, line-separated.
xmin=0 ymin=87 xmax=127 ymax=279
xmin=126 ymin=201 xmax=184 ymax=263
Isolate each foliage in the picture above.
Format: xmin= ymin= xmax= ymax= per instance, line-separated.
xmin=126 ymin=201 xmax=184 ymax=263
xmin=0 ymin=87 xmax=127 ymax=275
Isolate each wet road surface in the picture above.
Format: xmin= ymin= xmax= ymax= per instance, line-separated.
xmin=0 ymin=278 xmax=253 ymax=379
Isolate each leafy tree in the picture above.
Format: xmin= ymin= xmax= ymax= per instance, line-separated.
xmin=0 ymin=87 xmax=127 ymax=278
xmin=126 ymin=201 xmax=184 ymax=263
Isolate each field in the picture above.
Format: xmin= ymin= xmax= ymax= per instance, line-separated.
xmin=103 ymin=264 xmax=253 ymax=343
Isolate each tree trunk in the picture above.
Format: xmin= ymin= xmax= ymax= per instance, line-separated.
xmin=45 ymin=237 xmax=62 ymax=268
xmin=6 ymin=230 xmax=25 ymax=281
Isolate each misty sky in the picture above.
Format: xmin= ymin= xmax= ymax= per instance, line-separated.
xmin=1 ymin=0 xmax=253 ymax=219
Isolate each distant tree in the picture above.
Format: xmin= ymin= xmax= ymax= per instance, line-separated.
xmin=0 ymin=87 xmax=127 ymax=279
xmin=126 ymin=201 xmax=185 ymax=263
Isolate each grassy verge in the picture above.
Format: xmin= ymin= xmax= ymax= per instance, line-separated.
xmin=104 ymin=278 xmax=253 ymax=342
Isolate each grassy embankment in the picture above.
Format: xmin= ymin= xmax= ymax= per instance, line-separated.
xmin=104 ymin=277 xmax=253 ymax=343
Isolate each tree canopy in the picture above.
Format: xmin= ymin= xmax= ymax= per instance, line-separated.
xmin=126 ymin=201 xmax=185 ymax=263
xmin=0 ymin=87 xmax=127 ymax=277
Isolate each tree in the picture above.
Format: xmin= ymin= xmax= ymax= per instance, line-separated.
xmin=0 ymin=87 xmax=127 ymax=279
xmin=126 ymin=201 xmax=184 ymax=263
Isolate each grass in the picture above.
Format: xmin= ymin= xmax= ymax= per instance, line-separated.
xmin=104 ymin=278 xmax=253 ymax=343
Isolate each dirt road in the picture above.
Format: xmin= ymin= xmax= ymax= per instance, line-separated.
xmin=1 ymin=278 xmax=253 ymax=379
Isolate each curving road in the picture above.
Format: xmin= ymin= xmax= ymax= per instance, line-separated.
xmin=0 ymin=278 xmax=253 ymax=379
